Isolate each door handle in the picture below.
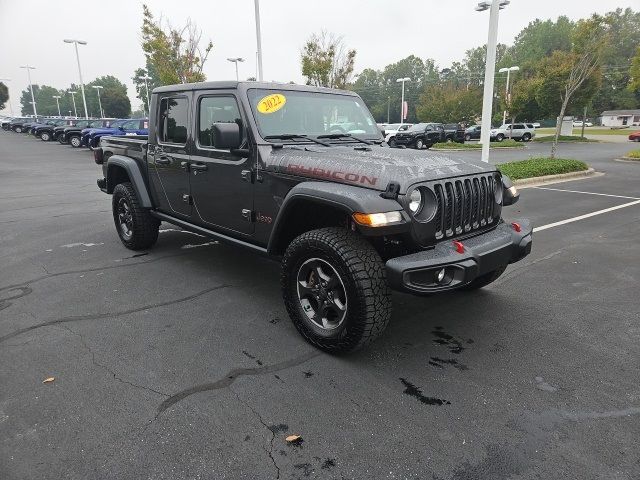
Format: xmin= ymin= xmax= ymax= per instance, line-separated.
xmin=155 ymin=157 xmax=171 ymax=165
xmin=190 ymin=163 xmax=208 ymax=172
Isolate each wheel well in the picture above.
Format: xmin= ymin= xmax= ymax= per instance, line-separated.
xmin=106 ymin=165 xmax=130 ymax=193
xmin=270 ymin=200 xmax=351 ymax=255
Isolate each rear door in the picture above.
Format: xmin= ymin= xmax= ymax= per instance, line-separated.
xmin=147 ymin=94 xmax=192 ymax=217
xmin=188 ymin=91 xmax=254 ymax=235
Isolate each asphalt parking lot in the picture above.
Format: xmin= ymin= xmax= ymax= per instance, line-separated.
xmin=1 ymin=133 xmax=639 ymax=480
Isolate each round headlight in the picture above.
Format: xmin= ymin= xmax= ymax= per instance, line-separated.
xmin=409 ymin=189 xmax=422 ymax=213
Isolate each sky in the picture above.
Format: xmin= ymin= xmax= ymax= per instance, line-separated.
xmin=0 ymin=0 xmax=637 ymax=116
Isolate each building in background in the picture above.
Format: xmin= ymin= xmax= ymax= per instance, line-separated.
xmin=600 ymin=109 xmax=640 ymax=127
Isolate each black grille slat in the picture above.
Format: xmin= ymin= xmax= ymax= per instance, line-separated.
xmin=429 ymin=174 xmax=497 ymax=239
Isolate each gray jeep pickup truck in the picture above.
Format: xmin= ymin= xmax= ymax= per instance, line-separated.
xmin=95 ymin=81 xmax=532 ymax=353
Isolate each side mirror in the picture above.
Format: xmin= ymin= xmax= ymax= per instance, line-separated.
xmin=212 ymin=122 xmax=241 ymax=150
xmin=501 ymin=175 xmax=520 ymax=206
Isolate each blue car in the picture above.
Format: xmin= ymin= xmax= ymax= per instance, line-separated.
xmin=84 ymin=118 xmax=148 ymax=149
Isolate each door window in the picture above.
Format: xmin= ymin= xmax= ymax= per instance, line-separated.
xmin=197 ymin=96 xmax=242 ymax=148
xmin=158 ymin=97 xmax=189 ymax=144
xmin=121 ymin=120 xmax=140 ymax=130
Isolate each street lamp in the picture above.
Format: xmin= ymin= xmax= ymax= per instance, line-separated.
xmin=20 ymin=66 xmax=38 ymax=117
xmin=0 ymin=78 xmax=13 ymax=115
xmin=499 ymin=66 xmax=519 ymax=126
xmin=63 ymin=39 xmax=89 ymax=119
xmin=476 ymin=0 xmax=510 ymax=163
xmin=137 ymin=74 xmax=152 ymax=115
xmin=227 ymin=57 xmax=245 ymax=81
xmin=92 ymin=85 xmax=104 ymax=118
xmin=68 ymin=91 xmax=78 ymax=117
xmin=52 ymin=95 xmax=62 ymax=116
xmin=253 ymin=0 xmax=264 ymax=81
xmin=396 ymin=77 xmax=410 ymax=125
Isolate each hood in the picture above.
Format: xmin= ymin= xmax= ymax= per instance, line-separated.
xmin=264 ymin=144 xmax=495 ymax=193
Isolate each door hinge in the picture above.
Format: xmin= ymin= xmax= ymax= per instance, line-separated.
xmin=241 ymin=209 xmax=254 ymax=222
xmin=182 ymin=194 xmax=193 ymax=205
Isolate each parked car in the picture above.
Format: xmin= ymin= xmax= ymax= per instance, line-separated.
xmin=85 ymin=118 xmax=149 ymax=149
xmin=64 ymin=119 xmax=116 ymax=147
xmin=443 ymin=123 xmax=466 ymax=143
xmin=394 ymin=123 xmax=446 ymax=149
xmin=1 ymin=117 xmax=16 ymax=130
xmin=34 ymin=119 xmax=73 ymax=141
xmin=532 ymin=122 xmax=541 ymax=128
xmin=628 ymin=131 xmax=640 ymax=142
xmin=573 ymin=120 xmax=593 ymax=127
xmin=94 ymin=81 xmax=531 ymax=353
xmin=9 ymin=117 xmax=36 ymax=133
xmin=490 ymin=123 xmax=535 ymax=142
xmin=384 ymin=123 xmax=412 ymax=146
xmin=464 ymin=125 xmax=483 ymax=141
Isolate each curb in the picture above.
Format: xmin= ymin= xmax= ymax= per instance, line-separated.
xmin=514 ymin=168 xmax=599 ymax=188
xmin=431 ymin=146 xmax=525 ymax=152
xmin=617 ymin=156 xmax=640 ymax=161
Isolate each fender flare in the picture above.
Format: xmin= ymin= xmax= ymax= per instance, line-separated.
xmin=106 ymin=155 xmax=153 ymax=208
xmin=267 ymin=181 xmax=405 ymax=254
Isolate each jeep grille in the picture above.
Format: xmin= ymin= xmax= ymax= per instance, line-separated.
xmin=432 ymin=174 xmax=499 ymax=239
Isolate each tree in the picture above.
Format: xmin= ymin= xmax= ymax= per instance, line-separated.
xmin=301 ymin=31 xmax=356 ymax=89
xmin=628 ymin=46 xmax=640 ymax=93
xmin=509 ymin=77 xmax=544 ymax=122
xmin=416 ymin=85 xmax=482 ymax=124
xmin=86 ymin=76 xmax=130 ymax=117
xmin=549 ymin=17 xmax=609 ymax=158
xmin=141 ymin=3 xmax=213 ymax=85
xmin=505 ymin=17 xmax=575 ymax=68
xmin=132 ymin=61 xmax=160 ymax=114
xmin=20 ymin=85 xmax=64 ymax=116
xmin=0 ymin=82 xmax=8 ymax=111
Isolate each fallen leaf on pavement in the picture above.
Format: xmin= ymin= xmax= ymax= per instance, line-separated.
xmin=286 ymin=435 xmax=301 ymax=443
xmin=42 ymin=377 xmax=55 ymax=384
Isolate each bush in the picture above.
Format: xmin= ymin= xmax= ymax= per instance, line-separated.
xmin=498 ymin=157 xmax=589 ymax=180
xmin=535 ymin=135 xmax=596 ymax=143
xmin=626 ymin=150 xmax=640 ymax=159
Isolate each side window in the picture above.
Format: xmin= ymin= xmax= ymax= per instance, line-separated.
xmin=159 ymin=97 xmax=188 ymax=144
xmin=513 ymin=124 xmax=524 ymax=130
xmin=198 ymin=96 xmax=241 ymax=148
xmin=122 ymin=120 xmax=139 ymax=130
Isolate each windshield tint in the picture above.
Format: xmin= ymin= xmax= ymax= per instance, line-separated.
xmin=247 ymin=89 xmax=380 ymax=139
xmin=407 ymin=123 xmax=427 ymax=132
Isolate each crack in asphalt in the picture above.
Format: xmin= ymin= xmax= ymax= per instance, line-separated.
xmin=230 ymin=386 xmax=281 ymax=479
xmin=157 ymin=350 xmax=320 ymax=415
xmin=0 ymin=284 xmax=231 ymax=343
xmin=59 ymin=325 xmax=170 ymax=398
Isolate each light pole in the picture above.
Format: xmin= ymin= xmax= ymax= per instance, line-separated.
xmin=137 ymin=74 xmax=152 ymax=115
xmin=253 ymin=0 xmax=264 ymax=81
xmin=227 ymin=57 xmax=245 ymax=81
xmin=64 ymin=39 xmax=89 ymax=119
xmin=92 ymin=85 xmax=104 ymax=118
xmin=476 ymin=0 xmax=510 ymax=163
xmin=396 ymin=77 xmax=410 ymax=125
xmin=0 ymin=78 xmax=13 ymax=115
xmin=68 ymin=91 xmax=78 ymax=117
xmin=52 ymin=95 xmax=62 ymax=116
xmin=20 ymin=66 xmax=38 ymax=117
xmin=499 ymin=66 xmax=519 ymax=126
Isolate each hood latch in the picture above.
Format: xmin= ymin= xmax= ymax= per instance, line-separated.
xmin=380 ymin=181 xmax=400 ymax=200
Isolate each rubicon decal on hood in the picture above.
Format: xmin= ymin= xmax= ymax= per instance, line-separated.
xmin=286 ymin=164 xmax=377 ymax=186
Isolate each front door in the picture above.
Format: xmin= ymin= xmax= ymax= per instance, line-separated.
xmin=148 ymin=94 xmax=192 ymax=217
xmin=188 ymin=92 xmax=254 ymax=235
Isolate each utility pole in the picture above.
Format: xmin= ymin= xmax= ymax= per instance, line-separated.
xmin=69 ymin=91 xmax=78 ymax=117
xmin=581 ymin=105 xmax=587 ymax=138
xmin=499 ymin=66 xmax=519 ymax=127
xmin=64 ymin=39 xmax=89 ymax=118
xmin=254 ymin=0 xmax=264 ymax=81
xmin=20 ymin=66 xmax=38 ymax=117
xmin=137 ymin=74 xmax=152 ymax=115
xmin=227 ymin=58 xmax=245 ymax=81
xmin=92 ymin=85 xmax=104 ymax=118
xmin=387 ymin=96 xmax=390 ymax=124
xmin=52 ymin=95 xmax=62 ymax=116
xmin=396 ymin=77 xmax=410 ymax=125
xmin=476 ymin=0 xmax=509 ymax=163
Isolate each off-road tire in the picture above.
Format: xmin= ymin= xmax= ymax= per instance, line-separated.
xmin=69 ymin=135 xmax=82 ymax=148
xmin=40 ymin=131 xmax=51 ymax=141
xmin=460 ymin=265 xmax=507 ymax=291
xmin=415 ymin=139 xmax=424 ymax=149
xmin=112 ymin=182 xmax=159 ymax=250
xmin=281 ymin=227 xmax=391 ymax=353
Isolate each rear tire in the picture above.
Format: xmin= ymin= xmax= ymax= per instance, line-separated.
xmin=496 ymin=134 xmax=504 ymax=142
xmin=281 ymin=227 xmax=391 ymax=353
xmin=461 ymin=265 xmax=507 ymax=291
xmin=415 ymin=139 xmax=424 ymax=149
xmin=14 ymin=126 xmax=22 ymax=133
xmin=112 ymin=182 xmax=159 ymax=250
xmin=69 ymin=135 xmax=81 ymax=148
xmin=522 ymin=133 xmax=531 ymax=142
xmin=40 ymin=131 xmax=51 ymax=141
xmin=388 ymin=137 xmax=396 ymax=147
xmin=465 ymin=134 xmax=471 ymax=141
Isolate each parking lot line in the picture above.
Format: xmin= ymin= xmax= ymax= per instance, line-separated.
xmin=531 ymin=186 xmax=640 ymax=200
xmin=534 ymin=199 xmax=640 ymax=232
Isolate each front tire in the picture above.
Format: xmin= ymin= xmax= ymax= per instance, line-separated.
xmin=496 ymin=134 xmax=505 ymax=142
xmin=14 ymin=126 xmax=22 ymax=133
xmin=522 ymin=133 xmax=531 ymax=142
xmin=69 ymin=135 xmax=81 ymax=148
xmin=281 ymin=227 xmax=391 ymax=353
xmin=461 ymin=265 xmax=507 ymax=291
xmin=415 ymin=139 xmax=424 ymax=149
xmin=112 ymin=182 xmax=160 ymax=250
xmin=40 ymin=131 xmax=51 ymax=141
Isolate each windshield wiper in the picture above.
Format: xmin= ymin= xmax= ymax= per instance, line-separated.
xmin=264 ymin=134 xmax=331 ymax=147
xmin=316 ymin=133 xmax=376 ymax=145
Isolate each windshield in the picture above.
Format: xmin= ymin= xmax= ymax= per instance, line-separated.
xmin=407 ymin=123 xmax=427 ymax=132
xmin=107 ymin=119 xmax=127 ymax=128
xmin=247 ymin=89 xmax=380 ymax=140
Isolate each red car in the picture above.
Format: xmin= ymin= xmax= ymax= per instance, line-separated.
xmin=629 ymin=130 xmax=640 ymax=142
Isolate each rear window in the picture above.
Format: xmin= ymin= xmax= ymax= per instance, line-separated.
xmin=158 ymin=97 xmax=189 ymax=144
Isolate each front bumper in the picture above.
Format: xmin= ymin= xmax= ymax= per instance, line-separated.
xmin=386 ymin=220 xmax=532 ymax=294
